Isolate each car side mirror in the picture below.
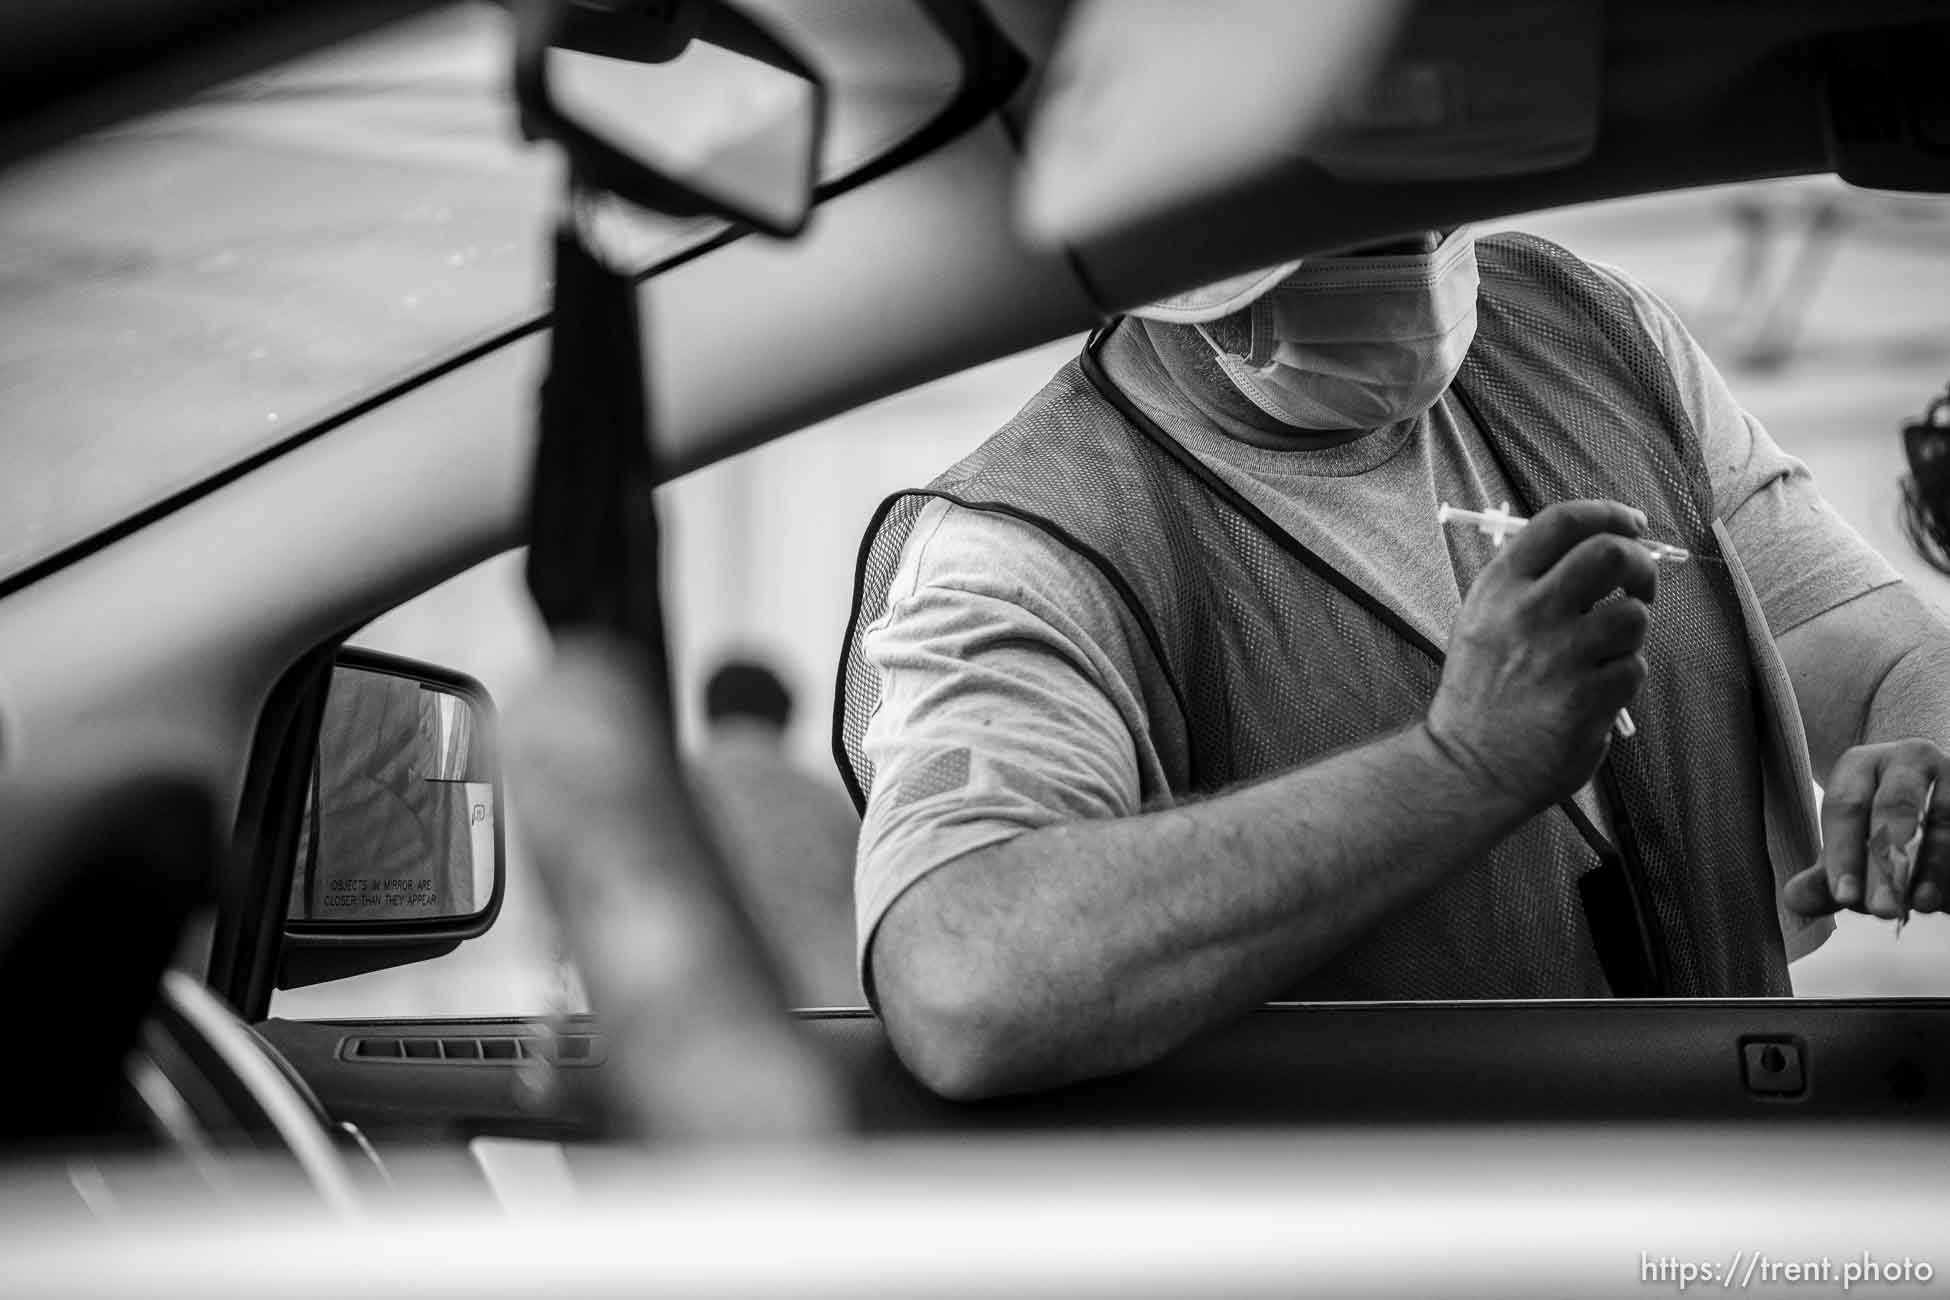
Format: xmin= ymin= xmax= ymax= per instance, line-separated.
xmin=277 ymin=650 xmax=506 ymax=991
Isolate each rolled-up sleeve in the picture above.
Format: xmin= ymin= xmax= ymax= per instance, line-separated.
xmin=853 ymin=499 xmax=1157 ymax=990
xmin=1592 ymin=262 xmax=1901 ymax=634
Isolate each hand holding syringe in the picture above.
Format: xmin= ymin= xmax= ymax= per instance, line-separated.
xmin=1438 ymin=501 xmax=1688 ymax=739
xmin=1438 ymin=502 xmax=1692 ymax=565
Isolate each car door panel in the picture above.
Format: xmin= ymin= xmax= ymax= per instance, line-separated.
xmin=257 ymin=1015 xmax=614 ymax=1146
xmin=264 ymin=998 xmax=1950 ymax=1152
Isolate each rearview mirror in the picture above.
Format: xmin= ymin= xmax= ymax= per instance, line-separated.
xmin=514 ymin=0 xmax=827 ymax=237
xmin=279 ymin=651 xmax=506 ymax=990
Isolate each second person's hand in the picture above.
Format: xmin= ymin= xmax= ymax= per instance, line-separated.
xmin=1784 ymin=740 xmax=1950 ymax=920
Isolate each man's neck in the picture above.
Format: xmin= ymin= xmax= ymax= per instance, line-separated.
xmin=1112 ymin=318 xmax=1370 ymax=452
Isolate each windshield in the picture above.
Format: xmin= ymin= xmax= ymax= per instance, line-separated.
xmin=0 ymin=0 xmax=960 ymax=582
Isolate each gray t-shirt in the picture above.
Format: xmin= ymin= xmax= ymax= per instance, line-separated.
xmin=854 ymin=262 xmax=1897 ymax=990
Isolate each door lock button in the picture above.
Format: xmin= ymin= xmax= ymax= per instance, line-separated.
xmin=1741 ymin=1036 xmax=1806 ymax=1097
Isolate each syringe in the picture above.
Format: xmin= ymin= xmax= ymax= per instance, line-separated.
xmin=1436 ymin=502 xmax=1691 ymax=564
xmin=1437 ymin=501 xmax=1679 ymax=740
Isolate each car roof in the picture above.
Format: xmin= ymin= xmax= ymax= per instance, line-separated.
xmin=5 ymin=0 xmax=1943 ymax=548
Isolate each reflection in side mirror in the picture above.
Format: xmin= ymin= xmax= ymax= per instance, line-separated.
xmin=286 ymin=659 xmax=501 ymax=927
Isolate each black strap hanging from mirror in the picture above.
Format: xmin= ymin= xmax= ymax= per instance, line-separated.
xmin=524 ymin=190 xmax=673 ymax=717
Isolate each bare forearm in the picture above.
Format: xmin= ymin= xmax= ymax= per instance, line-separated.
xmin=1783 ymin=583 xmax=1950 ymax=778
xmin=872 ymin=721 xmax=1530 ymax=1098
xmin=1865 ymin=641 xmax=1950 ymax=753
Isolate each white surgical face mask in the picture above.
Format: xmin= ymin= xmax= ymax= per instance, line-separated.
xmin=1196 ymin=226 xmax=1479 ymax=431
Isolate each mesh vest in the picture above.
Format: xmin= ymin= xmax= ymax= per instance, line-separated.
xmin=836 ymin=232 xmax=1790 ymax=1000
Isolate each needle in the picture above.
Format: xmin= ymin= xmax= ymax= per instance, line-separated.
xmin=1896 ymin=777 xmax=1935 ymax=938
xmin=1436 ymin=501 xmax=1685 ymax=741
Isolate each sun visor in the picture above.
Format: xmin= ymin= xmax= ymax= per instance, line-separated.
xmin=1017 ymin=0 xmax=1407 ymax=248
xmin=1306 ymin=0 xmax=1602 ymax=183
xmin=1019 ymin=0 xmax=1599 ymax=251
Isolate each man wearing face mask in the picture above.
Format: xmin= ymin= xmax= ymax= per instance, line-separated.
xmin=836 ymin=228 xmax=1950 ymax=1100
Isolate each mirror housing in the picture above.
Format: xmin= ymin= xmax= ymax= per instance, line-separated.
xmin=513 ymin=0 xmax=827 ymax=237
xmin=1823 ymin=23 xmax=1950 ymax=193
xmin=277 ymin=649 xmax=506 ymax=991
